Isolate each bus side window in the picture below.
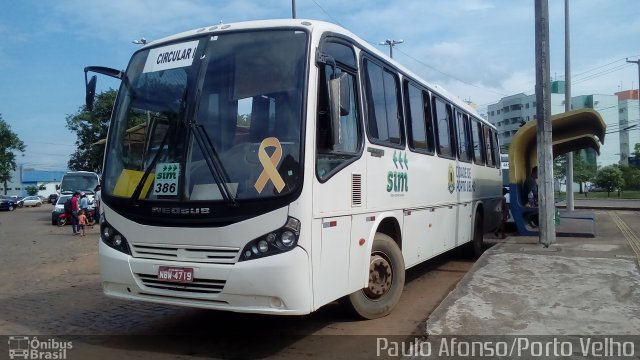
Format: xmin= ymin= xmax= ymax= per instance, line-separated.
xmin=316 ymin=52 xmax=361 ymax=180
xmin=433 ymin=97 xmax=454 ymax=158
xmin=363 ymin=59 xmax=403 ymax=147
xmin=484 ymin=125 xmax=496 ymax=167
xmin=471 ymin=118 xmax=485 ymax=165
xmin=404 ymin=81 xmax=434 ymax=154
xmin=493 ymin=130 xmax=501 ymax=168
xmin=456 ymin=111 xmax=471 ymax=162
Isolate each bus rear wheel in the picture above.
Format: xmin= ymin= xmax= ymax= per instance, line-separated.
xmin=344 ymin=233 xmax=405 ymax=319
xmin=471 ymin=211 xmax=484 ymax=258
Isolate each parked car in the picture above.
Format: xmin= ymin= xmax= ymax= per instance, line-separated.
xmin=0 ymin=196 xmax=19 ymax=211
xmin=51 ymin=195 xmax=72 ymax=225
xmin=48 ymin=194 xmax=59 ymax=204
xmin=21 ymin=196 xmax=43 ymax=207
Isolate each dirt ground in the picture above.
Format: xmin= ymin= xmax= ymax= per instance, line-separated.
xmin=0 ymin=205 xmax=479 ymax=359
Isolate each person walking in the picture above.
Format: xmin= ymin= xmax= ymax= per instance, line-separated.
xmin=494 ymin=188 xmax=509 ymax=239
xmin=79 ymin=192 xmax=89 ymax=212
xmin=71 ymin=191 xmax=80 ymax=235
xmin=93 ymin=185 xmax=101 ymax=224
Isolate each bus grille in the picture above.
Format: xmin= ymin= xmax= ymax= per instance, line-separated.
xmin=131 ymin=243 xmax=239 ymax=264
xmin=136 ymin=273 xmax=225 ymax=294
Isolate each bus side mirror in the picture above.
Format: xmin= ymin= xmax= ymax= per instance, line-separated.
xmin=328 ymin=72 xmax=351 ymax=145
xmin=86 ymin=75 xmax=97 ymax=111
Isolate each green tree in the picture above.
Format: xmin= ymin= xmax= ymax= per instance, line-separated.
xmin=66 ymin=89 xmax=117 ymax=173
xmin=553 ymin=155 xmax=566 ymax=195
xmin=619 ymin=165 xmax=640 ymax=191
xmin=0 ymin=114 xmax=26 ymax=195
xmin=25 ymin=185 xmax=38 ymax=196
xmin=594 ymin=165 xmax=624 ymax=197
xmin=553 ymin=152 xmax=595 ymax=194
xmin=634 ymin=143 xmax=640 ymax=158
xmin=573 ymin=153 xmax=595 ymax=193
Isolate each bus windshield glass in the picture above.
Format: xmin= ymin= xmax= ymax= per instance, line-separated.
xmin=60 ymin=172 xmax=99 ymax=194
xmin=103 ymin=29 xmax=308 ymax=204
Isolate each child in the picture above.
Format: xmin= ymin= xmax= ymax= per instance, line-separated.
xmin=78 ymin=209 xmax=87 ymax=236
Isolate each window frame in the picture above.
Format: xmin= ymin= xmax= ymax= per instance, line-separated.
xmin=361 ymin=56 xmax=405 ymax=150
xmin=403 ymin=80 xmax=435 ymax=155
xmin=432 ymin=95 xmax=456 ymax=159
xmin=315 ymin=38 xmax=364 ymax=183
xmin=455 ymin=109 xmax=472 ymax=163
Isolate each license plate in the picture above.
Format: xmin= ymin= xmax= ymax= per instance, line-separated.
xmin=157 ymin=266 xmax=194 ymax=283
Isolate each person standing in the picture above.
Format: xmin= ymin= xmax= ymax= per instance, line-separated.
xmin=78 ymin=210 xmax=87 ymax=236
xmin=71 ymin=191 xmax=80 ymax=235
xmin=93 ymin=185 xmax=101 ymax=224
xmin=80 ymin=192 xmax=89 ymax=212
xmin=494 ymin=188 xmax=509 ymax=239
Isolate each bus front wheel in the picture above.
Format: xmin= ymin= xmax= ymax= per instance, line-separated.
xmin=344 ymin=233 xmax=405 ymax=319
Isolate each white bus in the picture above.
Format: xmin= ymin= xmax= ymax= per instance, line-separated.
xmin=86 ymin=19 xmax=502 ymax=319
xmin=60 ymin=170 xmax=100 ymax=205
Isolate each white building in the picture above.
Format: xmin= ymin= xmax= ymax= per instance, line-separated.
xmin=487 ymin=82 xmax=623 ymax=168
xmin=571 ymin=94 xmax=619 ymax=167
xmin=487 ymin=81 xmax=566 ymax=151
xmin=616 ymin=90 xmax=640 ymax=166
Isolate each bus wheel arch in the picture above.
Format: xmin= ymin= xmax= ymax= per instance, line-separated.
xmin=344 ymin=231 xmax=405 ymax=319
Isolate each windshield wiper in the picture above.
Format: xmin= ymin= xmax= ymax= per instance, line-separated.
xmin=191 ymin=124 xmax=238 ymax=208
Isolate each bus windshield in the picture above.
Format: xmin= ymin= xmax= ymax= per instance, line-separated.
xmin=60 ymin=172 xmax=99 ymax=194
xmin=103 ymin=29 xmax=307 ymax=204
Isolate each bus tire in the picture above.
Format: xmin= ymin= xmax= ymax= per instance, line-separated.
xmin=344 ymin=233 xmax=405 ymax=319
xmin=471 ymin=211 xmax=484 ymax=258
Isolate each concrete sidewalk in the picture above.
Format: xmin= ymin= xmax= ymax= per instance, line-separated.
xmin=425 ymin=210 xmax=640 ymax=336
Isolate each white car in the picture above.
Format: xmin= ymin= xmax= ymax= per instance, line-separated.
xmin=21 ymin=196 xmax=43 ymax=207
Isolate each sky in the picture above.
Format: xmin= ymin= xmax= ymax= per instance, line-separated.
xmin=1 ymin=0 xmax=639 ymax=171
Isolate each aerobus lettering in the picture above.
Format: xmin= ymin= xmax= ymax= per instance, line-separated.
xmin=156 ymin=47 xmax=195 ymax=65
xmin=387 ymin=171 xmax=408 ymax=193
xmin=156 ymin=172 xmax=177 ymax=180
xmin=455 ymin=165 xmax=475 ymax=192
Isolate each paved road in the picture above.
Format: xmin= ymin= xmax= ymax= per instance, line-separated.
xmin=0 ymin=206 xmax=477 ymax=359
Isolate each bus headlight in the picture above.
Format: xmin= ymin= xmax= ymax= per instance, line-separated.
xmin=100 ymin=219 xmax=131 ymax=255
xmin=280 ymin=230 xmax=295 ymax=247
xmin=239 ymin=217 xmax=300 ymax=261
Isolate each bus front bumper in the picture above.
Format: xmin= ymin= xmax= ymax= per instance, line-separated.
xmin=99 ymin=240 xmax=313 ymax=315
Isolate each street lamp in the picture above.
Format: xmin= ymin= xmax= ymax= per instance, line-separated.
xmin=379 ymin=39 xmax=403 ymax=58
xmin=132 ymin=38 xmax=148 ymax=45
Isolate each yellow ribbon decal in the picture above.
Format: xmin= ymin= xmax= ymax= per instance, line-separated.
xmin=254 ymin=137 xmax=286 ymax=193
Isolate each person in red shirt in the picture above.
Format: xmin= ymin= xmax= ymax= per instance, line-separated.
xmin=71 ymin=191 xmax=80 ymax=235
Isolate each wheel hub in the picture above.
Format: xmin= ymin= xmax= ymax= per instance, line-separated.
xmin=364 ymin=254 xmax=393 ymax=299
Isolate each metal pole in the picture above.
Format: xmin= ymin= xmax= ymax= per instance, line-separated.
xmin=627 ymin=58 xmax=640 ymax=112
xmin=535 ymin=0 xmax=556 ymax=246
xmin=292 ymin=0 xmax=296 ymax=19
xmin=565 ymin=0 xmax=574 ymax=211
xmin=379 ymin=39 xmax=403 ymax=59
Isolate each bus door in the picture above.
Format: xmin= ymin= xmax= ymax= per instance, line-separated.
xmin=312 ymin=40 xmax=365 ymax=307
xmin=454 ymin=111 xmax=473 ymax=247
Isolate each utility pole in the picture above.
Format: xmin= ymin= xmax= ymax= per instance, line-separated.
xmin=291 ymin=0 xmax=296 ymax=19
xmin=565 ymin=0 xmax=574 ymax=211
xmin=535 ymin=0 xmax=556 ymax=247
xmin=379 ymin=39 xmax=403 ymax=59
